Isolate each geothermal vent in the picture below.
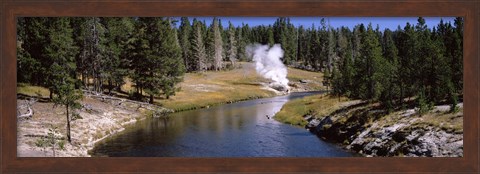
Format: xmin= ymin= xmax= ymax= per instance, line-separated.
xmin=249 ymin=44 xmax=290 ymax=92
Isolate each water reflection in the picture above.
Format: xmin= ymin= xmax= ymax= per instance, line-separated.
xmin=91 ymin=91 xmax=356 ymax=157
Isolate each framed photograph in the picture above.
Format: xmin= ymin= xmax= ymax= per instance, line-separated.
xmin=2 ymin=0 xmax=479 ymax=173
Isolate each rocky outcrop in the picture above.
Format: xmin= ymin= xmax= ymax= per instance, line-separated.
xmin=304 ymin=104 xmax=463 ymax=157
xmin=345 ymin=126 xmax=463 ymax=157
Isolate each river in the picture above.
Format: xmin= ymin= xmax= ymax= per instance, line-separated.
xmin=89 ymin=91 xmax=356 ymax=157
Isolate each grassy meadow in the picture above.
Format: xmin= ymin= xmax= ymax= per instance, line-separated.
xmin=18 ymin=62 xmax=325 ymax=112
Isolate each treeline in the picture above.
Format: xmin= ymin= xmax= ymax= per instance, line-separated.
xmin=178 ymin=16 xmax=463 ymax=112
xmin=16 ymin=17 xmax=309 ymax=102
xmin=17 ymin=17 xmax=185 ymax=104
xmin=17 ymin=17 xmax=463 ymax=112
xmin=324 ymin=17 xmax=463 ymax=113
xmin=178 ymin=17 xmax=304 ymax=71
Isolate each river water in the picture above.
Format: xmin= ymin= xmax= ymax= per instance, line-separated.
xmin=90 ymin=91 xmax=356 ymax=157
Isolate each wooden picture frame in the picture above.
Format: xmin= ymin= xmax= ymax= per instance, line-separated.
xmin=1 ymin=0 xmax=478 ymax=173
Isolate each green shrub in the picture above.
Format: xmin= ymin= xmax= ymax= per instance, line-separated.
xmin=35 ymin=137 xmax=48 ymax=148
xmin=417 ymin=90 xmax=432 ymax=115
xmin=58 ymin=140 xmax=65 ymax=150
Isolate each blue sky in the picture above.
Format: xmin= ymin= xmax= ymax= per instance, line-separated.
xmin=175 ymin=17 xmax=457 ymax=31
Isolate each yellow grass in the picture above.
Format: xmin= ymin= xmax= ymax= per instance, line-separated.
xmin=287 ymin=67 xmax=323 ymax=82
xmin=275 ymin=92 xmax=463 ymax=134
xmin=274 ymin=94 xmax=349 ymax=126
xmin=156 ymin=62 xmax=326 ymax=111
xmin=157 ymin=63 xmax=272 ymax=111
xmin=379 ymin=109 xmax=463 ymax=133
xmin=419 ymin=112 xmax=463 ymax=133
xmin=17 ymin=83 xmax=50 ymax=97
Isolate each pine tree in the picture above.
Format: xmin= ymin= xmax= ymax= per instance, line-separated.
xmin=452 ymin=17 xmax=463 ymax=94
xmin=336 ymin=27 xmax=349 ymax=62
xmin=241 ymin=23 xmax=252 ymax=44
xmin=286 ymin=18 xmax=298 ymax=64
xmin=357 ymin=23 xmax=385 ymax=100
xmin=309 ymin=25 xmax=321 ymax=71
xmin=297 ymin=25 xmax=310 ymax=65
xmin=52 ymin=78 xmax=83 ymax=143
xmin=429 ymin=28 xmax=451 ymax=103
xmin=125 ymin=18 xmax=150 ymax=99
xmin=416 ymin=87 xmax=430 ymax=115
xmin=45 ymin=17 xmax=82 ymax=143
xmin=341 ymin=44 xmax=355 ymax=98
xmin=179 ymin=17 xmax=193 ymax=72
xmin=327 ymin=26 xmax=336 ymax=72
xmin=267 ymin=27 xmax=275 ymax=47
xmin=218 ymin=19 xmax=228 ymax=62
xmin=205 ymin=20 xmax=215 ymax=70
xmin=446 ymin=18 xmax=463 ymax=108
xmin=436 ymin=18 xmax=463 ymax=108
xmin=70 ymin=17 xmax=88 ymax=88
xmin=413 ymin=17 xmax=448 ymax=105
xmin=17 ymin=18 xmax=41 ymax=83
xmin=330 ymin=66 xmax=342 ymax=98
xmin=72 ymin=17 xmax=107 ymax=93
xmin=273 ymin=17 xmax=290 ymax=64
xmin=415 ymin=17 xmax=432 ymax=101
xmin=396 ymin=22 xmax=417 ymax=102
xmin=236 ymin=26 xmax=247 ymax=61
xmin=158 ymin=18 xmax=185 ymax=99
xmin=330 ymin=27 xmax=354 ymax=98
xmin=380 ymin=29 xmax=400 ymax=110
xmin=133 ymin=18 xmax=185 ymax=103
xmin=91 ymin=18 xmax=107 ymax=94
xmin=192 ymin=19 xmax=208 ymax=72
xmin=212 ymin=17 xmax=224 ymax=71
xmin=101 ymin=17 xmax=133 ymax=93
xmin=352 ymin=25 xmax=363 ymax=63
xmin=351 ymin=24 xmax=367 ymax=99
xmin=447 ymin=80 xmax=459 ymax=113
xmin=21 ymin=17 xmax=50 ymax=86
xmin=318 ymin=19 xmax=330 ymax=72
xmin=226 ymin=22 xmax=238 ymax=68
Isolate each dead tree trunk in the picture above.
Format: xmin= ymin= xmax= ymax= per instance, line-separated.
xmin=66 ymin=105 xmax=71 ymax=143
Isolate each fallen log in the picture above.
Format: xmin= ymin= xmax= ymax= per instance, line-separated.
xmin=18 ymin=106 xmax=33 ymax=119
xmin=82 ymin=90 xmax=173 ymax=113
xmin=17 ymin=98 xmax=37 ymax=120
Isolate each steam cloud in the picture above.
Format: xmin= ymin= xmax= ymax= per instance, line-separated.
xmin=248 ymin=44 xmax=289 ymax=90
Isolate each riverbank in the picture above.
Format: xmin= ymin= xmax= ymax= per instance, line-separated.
xmin=17 ymin=96 xmax=150 ymax=157
xmin=274 ymin=94 xmax=463 ymax=157
xmin=155 ymin=62 xmax=325 ymax=111
xmin=17 ymin=63 xmax=325 ymax=157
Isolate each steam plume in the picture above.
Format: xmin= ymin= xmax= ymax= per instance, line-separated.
xmin=249 ymin=44 xmax=289 ymax=91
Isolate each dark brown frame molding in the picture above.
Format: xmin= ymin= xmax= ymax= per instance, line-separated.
xmin=1 ymin=0 xmax=479 ymax=173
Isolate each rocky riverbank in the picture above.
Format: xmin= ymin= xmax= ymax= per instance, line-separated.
xmin=304 ymin=100 xmax=463 ymax=157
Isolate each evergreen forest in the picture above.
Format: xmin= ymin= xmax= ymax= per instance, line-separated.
xmin=17 ymin=17 xmax=463 ymax=113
